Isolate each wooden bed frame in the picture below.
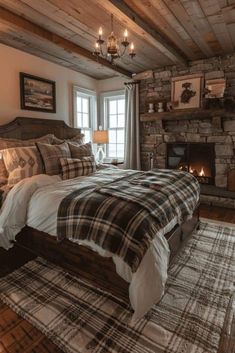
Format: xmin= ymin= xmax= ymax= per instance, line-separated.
xmin=0 ymin=117 xmax=200 ymax=302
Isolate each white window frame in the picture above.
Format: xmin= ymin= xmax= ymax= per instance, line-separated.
xmin=73 ymin=86 xmax=97 ymax=143
xmin=100 ymin=90 xmax=125 ymax=161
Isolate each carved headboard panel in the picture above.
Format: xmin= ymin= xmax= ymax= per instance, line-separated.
xmin=0 ymin=117 xmax=81 ymax=140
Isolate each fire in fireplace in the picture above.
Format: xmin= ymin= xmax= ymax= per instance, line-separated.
xmin=167 ymin=143 xmax=215 ymax=184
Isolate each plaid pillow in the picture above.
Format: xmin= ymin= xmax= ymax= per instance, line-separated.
xmin=37 ymin=142 xmax=71 ymax=175
xmin=0 ymin=134 xmax=54 ymax=186
xmin=60 ymin=157 xmax=96 ymax=180
xmin=68 ymin=142 xmax=93 ymax=159
xmin=2 ymin=146 xmax=43 ymax=186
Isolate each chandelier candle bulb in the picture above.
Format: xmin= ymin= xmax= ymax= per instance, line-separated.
xmin=94 ymin=42 xmax=100 ymax=55
xmin=122 ymin=29 xmax=129 ymax=47
xmin=129 ymin=42 xmax=136 ymax=58
xmin=98 ymin=27 xmax=103 ymax=38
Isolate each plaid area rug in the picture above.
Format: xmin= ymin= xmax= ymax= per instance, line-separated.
xmin=0 ymin=221 xmax=234 ymax=353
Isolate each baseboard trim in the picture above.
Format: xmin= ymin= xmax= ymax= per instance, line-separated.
xmin=200 ymin=217 xmax=235 ymax=229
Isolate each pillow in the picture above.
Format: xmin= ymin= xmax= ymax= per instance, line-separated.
xmin=0 ymin=134 xmax=54 ymax=186
xmin=52 ymin=133 xmax=84 ymax=145
xmin=60 ymin=156 xmax=96 ymax=180
xmin=36 ymin=141 xmax=71 ymax=175
xmin=68 ymin=142 xmax=93 ymax=159
xmin=2 ymin=146 xmax=43 ymax=186
xmin=0 ymin=160 xmax=8 ymax=186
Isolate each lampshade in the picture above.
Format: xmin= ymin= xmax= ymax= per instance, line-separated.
xmin=93 ymin=130 xmax=109 ymax=144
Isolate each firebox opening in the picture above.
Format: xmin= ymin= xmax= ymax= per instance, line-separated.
xmin=167 ymin=143 xmax=215 ymax=185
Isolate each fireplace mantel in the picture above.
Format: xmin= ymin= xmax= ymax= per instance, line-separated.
xmin=140 ymin=108 xmax=235 ymax=122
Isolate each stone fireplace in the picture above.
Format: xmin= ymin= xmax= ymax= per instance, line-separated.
xmin=138 ymin=53 xmax=235 ymax=208
xmin=140 ymin=114 xmax=235 ymax=208
xmin=141 ymin=116 xmax=235 ymax=187
xmin=166 ymin=143 xmax=215 ymax=185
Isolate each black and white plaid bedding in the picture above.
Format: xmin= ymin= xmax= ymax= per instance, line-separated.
xmin=57 ymin=169 xmax=200 ymax=273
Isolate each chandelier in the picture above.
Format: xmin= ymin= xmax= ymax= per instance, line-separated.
xmin=94 ymin=14 xmax=136 ymax=64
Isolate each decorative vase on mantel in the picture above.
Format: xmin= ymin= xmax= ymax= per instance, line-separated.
xmin=148 ymin=103 xmax=154 ymax=113
xmin=158 ymin=102 xmax=164 ymax=113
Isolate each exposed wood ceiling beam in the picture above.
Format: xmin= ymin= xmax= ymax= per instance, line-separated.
xmin=163 ymin=0 xmax=214 ymax=57
xmin=0 ymin=5 xmax=132 ymax=78
xmin=125 ymin=0 xmax=198 ymax=60
xmin=198 ymin=0 xmax=234 ymax=54
xmin=96 ymin=0 xmax=188 ymax=66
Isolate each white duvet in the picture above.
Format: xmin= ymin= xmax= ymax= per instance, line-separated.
xmin=0 ymin=173 xmax=174 ymax=321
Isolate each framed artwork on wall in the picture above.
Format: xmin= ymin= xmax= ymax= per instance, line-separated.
xmin=20 ymin=72 xmax=56 ymax=113
xmin=205 ymin=78 xmax=226 ymax=98
xmin=171 ymin=73 xmax=204 ymax=110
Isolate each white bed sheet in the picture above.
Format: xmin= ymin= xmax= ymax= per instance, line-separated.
xmin=0 ymin=173 xmax=177 ymax=321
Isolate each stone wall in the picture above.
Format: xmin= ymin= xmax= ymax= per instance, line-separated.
xmin=139 ymin=53 xmax=235 ymax=190
xmin=139 ymin=54 xmax=235 ymax=114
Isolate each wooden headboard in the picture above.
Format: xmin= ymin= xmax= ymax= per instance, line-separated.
xmin=0 ymin=117 xmax=81 ymax=140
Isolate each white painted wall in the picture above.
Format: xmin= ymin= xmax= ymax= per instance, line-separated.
xmin=0 ymin=44 xmax=97 ymax=125
xmin=0 ymin=44 xmax=128 ymax=128
xmin=96 ymin=76 xmax=126 ymax=93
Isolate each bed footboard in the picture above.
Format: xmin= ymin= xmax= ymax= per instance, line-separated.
xmin=15 ymin=227 xmax=130 ymax=302
xmin=13 ymin=205 xmax=199 ymax=301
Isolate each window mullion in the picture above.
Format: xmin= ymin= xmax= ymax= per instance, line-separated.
xmin=89 ymin=97 xmax=91 ymax=129
xmin=107 ymin=99 xmax=110 ymax=129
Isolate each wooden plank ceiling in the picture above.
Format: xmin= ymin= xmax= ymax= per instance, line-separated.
xmin=0 ymin=0 xmax=235 ymax=79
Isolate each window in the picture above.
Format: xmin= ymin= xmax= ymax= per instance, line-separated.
xmin=73 ymin=86 xmax=96 ymax=143
xmin=102 ymin=91 xmax=125 ymax=160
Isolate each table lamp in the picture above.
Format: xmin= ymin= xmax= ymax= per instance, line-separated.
xmin=92 ymin=129 xmax=109 ymax=163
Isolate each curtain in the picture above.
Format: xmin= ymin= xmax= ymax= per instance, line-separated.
xmin=124 ymin=83 xmax=141 ymax=170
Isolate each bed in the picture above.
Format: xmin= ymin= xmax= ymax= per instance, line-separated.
xmin=0 ymin=117 xmax=200 ymax=321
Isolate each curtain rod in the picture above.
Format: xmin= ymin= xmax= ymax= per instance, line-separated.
xmin=124 ymin=80 xmax=140 ymax=85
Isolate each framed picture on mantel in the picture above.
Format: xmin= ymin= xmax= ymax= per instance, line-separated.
xmin=171 ymin=73 xmax=204 ymax=110
xmin=20 ymin=72 xmax=56 ymax=113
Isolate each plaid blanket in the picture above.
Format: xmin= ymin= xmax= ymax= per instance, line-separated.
xmin=0 ymin=221 xmax=234 ymax=353
xmin=57 ymin=169 xmax=199 ymax=272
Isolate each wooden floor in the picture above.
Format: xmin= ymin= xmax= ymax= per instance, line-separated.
xmin=199 ymin=204 xmax=235 ymax=223
xmin=0 ymin=301 xmax=63 ymax=353
xmin=0 ymin=205 xmax=234 ymax=353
